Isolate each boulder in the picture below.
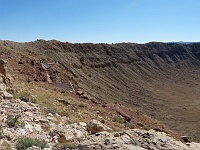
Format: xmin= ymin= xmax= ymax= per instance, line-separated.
xmin=27 ymin=146 xmax=41 ymax=150
xmin=80 ymin=93 xmax=89 ymax=99
xmin=57 ymin=133 xmax=67 ymax=143
xmin=0 ymin=83 xmax=6 ymax=91
xmin=3 ymin=91 xmax=13 ymax=99
xmin=0 ymin=90 xmax=4 ymax=98
xmin=76 ymin=90 xmax=84 ymax=96
xmin=87 ymin=119 xmax=112 ymax=134
xmin=0 ymin=60 xmax=13 ymax=100
xmin=20 ymin=97 xmax=30 ymax=102
xmin=181 ymin=136 xmax=190 ymax=143
xmin=125 ymin=129 xmax=189 ymax=150
xmin=75 ymin=130 xmax=84 ymax=139
xmin=46 ymin=73 xmax=52 ymax=84
xmin=188 ymin=142 xmax=200 ymax=149
xmin=79 ymin=122 xmax=87 ymax=127
xmin=78 ymin=131 xmax=145 ymax=150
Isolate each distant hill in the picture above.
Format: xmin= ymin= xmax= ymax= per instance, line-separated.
xmin=167 ymin=41 xmax=200 ymax=44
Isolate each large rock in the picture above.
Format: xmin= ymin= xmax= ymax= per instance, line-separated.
xmin=0 ymin=82 xmax=13 ymax=99
xmin=189 ymin=142 xmax=200 ymax=150
xmin=3 ymin=91 xmax=13 ymax=99
xmin=87 ymin=119 xmax=112 ymax=134
xmin=0 ymin=59 xmax=13 ymax=99
xmin=79 ymin=128 xmax=200 ymax=150
xmin=0 ymin=81 xmax=6 ymax=90
xmin=78 ymin=131 xmax=145 ymax=150
xmin=0 ymin=62 xmax=12 ymax=85
xmin=0 ymin=83 xmax=6 ymax=98
xmin=125 ymin=129 xmax=190 ymax=150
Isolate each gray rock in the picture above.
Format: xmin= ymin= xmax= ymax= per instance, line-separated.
xmin=125 ymin=129 xmax=189 ymax=150
xmin=3 ymin=91 xmax=13 ymax=99
xmin=78 ymin=131 xmax=145 ymax=150
xmin=87 ymin=119 xmax=112 ymax=134
xmin=188 ymin=142 xmax=200 ymax=150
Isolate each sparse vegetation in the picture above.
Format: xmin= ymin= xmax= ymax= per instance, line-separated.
xmin=112 ymin=116 xmax=125 ymax=124
xmin=131 ymin=139 xmax=138 ymax=146
xmin=78 ymin=102 xmax=86 ymax=108
xmin=13 ymin=90 xmax=36 ymax=103
xmin=2 ymin=141 xmax=12 ymax=150
xmin=143 ymin=125 xmax=150 ymax=131
xmin=6 ymin=115 xmax=20 ymax=128
xmin=125 ymin=122 xmax=136 ymax=129
xmin=16 ymin=137 xmax=47 ymax=150
xmin=53 ymin=141 xmax=77 ymax=150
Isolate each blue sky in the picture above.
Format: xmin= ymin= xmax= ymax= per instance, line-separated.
xmin=0 ymin=0 xmax=200 ymax=43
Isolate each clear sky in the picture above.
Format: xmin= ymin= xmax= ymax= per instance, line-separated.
xmin=0 ymin=0 xmax=200 ymax=43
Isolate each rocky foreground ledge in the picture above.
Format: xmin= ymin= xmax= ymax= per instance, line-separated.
xmin=0 ymin=98 xmax=200 ymax=150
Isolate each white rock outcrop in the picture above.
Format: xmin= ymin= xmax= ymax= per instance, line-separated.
xmin=0 ymin=59 xmax=13 ymax=99
xmin=78 ymin=129 xmax=200 ymax=150
xmin=1 ymin=97 xmax=200 ymax=149
xmin=87 ymin=119 xmax=112 ymax=134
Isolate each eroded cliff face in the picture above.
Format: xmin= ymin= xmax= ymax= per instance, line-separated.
xmin=1 ymin=40 xmax=200 ymax=141
xmin=0 ymin=59 xmax=13 ymax=99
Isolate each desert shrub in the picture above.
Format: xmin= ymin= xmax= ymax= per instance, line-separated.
xmin=14 ymin=91 xmax=36 ymax=103
xmin=7 ymin=115 xmax=20 ymax=128
xmin=78 ymin=102 xmax=85 ymax=108
xmin=58 ymin=110 xmax=69 ymax=117
xmin=143 ymin=125 xmax=150 ymax=131
xmin=131 ymin=139 xmax=138 ymax=146
xmin=6 ymin=87 xmax=15 ymax=95
xmin=2 ymin=141 xmax=12 ymax=150
xmin=46 ymin=107 xmax=57 ymax=114
xmin=53 ymin=142 xmax=77 ymax=150
xmin=125 ymin=122 xmax=135 ymax=129
xmin=112 ymin=116 xmax=125 ymax=124
xmin=16 ymin=137 xmax=47 ymax=150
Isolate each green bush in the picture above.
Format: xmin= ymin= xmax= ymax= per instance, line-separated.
xmin=16 ymin=137 xmax=47 ymax=150
xmin=112 ymin=116 xmax=125 ymax=124
xmin=53 ymin=142 xmax=77 ymax=150
xmin=7 ymin=115 xmax=20 ymax=127
xmin=125 ymin=122 xmax=135 ymax=129
xmin=131 ymin=139 xmax=138 ymax=146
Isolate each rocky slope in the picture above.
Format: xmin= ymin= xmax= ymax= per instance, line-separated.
xmin=0 ymin=93 xmax=200 ymax=149
xmin=1 ymin=40 xmax=200 ymax=143
xmin=0 ymin=59 xmax=197 ymax=149
xmin=0 ymin=85 xmax=200 ymax=149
